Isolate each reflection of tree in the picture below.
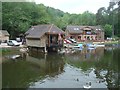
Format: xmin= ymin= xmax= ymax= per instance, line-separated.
xmin=2 ymin=61 xmax=44 ymax=88
xmin=2 ymin=52 xmax=65 ymax=88
xmin=94 ymin=49 xmax=119 ymax=89
xmin=65 ymin=48 xmax=104 ymax=72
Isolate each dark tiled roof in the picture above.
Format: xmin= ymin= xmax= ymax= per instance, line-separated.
xmin=66 ymin=25 xmax=103 ymax=33
xmin=26 ymin=24 xmax=64 ymax=38
xmin=0 ymin=30 xmax=10 ymax=36
xmin=66 ymin=26 xmax=83 ymax=34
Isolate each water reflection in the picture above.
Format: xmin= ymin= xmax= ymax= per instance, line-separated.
xmin=65 ymin=47 xmax=119 ymax=89
xmin=2 ymin=46 xmax=120 ymax=89
xmin=2 ymin=50 xmax=65 ymax=88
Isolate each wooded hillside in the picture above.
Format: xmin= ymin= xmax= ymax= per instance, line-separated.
xmin=2 ymin=2 xmax=120 ymax=39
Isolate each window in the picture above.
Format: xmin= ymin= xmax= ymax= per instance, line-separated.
xmin=70 ymin=36 xmax=73 ymax=39
xmin=95 ymin=36 xmax=97 ymax=40
xmin=74 ymin=28 xmax=79 ymax=30
xmin=78 ymin=36 xmax=81 ymax=39
xmin=86 ymin=32 xmax=91 ymax=34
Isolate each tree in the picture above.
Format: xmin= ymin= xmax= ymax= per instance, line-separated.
xmin=0 ymin=2 xmax=2 ymax=30
xmin=96 ymin=7 xmax=106 ymax=25
xmin=117 ymin=1 xmax=120 ymax=37
xmin=2 ymin=2 xmax=34 ymax=38
xmin=104 ymin=24 xmax=112 ymax=38
xmin=81 ymin=11 xmax=96 ymax=25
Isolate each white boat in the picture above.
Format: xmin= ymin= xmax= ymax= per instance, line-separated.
xmin=11 ymin=55 xmax=21 ymax=59
xmin=87 ymin=44 xmax=96 ymax=49
xmin=95 ymin=44 xmax=105 ymax=47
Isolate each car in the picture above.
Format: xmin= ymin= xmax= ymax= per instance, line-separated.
xmin=64 ymin=39 xmax=72 ymax=44
xmin=7 ymin=40 xmax=20 ymax=46
xmin=67 ymin=38 xmax=77 ymax=43
xmin=16 ymin=37 xmax=21 ymax=42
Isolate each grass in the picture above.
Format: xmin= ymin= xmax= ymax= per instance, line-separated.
xmin=104 ymin=40 xmax=119 ymax=45
xmin=0 ymin=48 xmax=11 ymax=54
xmin=77 ymin=40 xmax=120 ymax=45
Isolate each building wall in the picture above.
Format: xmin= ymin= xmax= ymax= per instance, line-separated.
xmin=65 ymin=26 xmax=105 ymax=42
xmin=100 ymin=31 xmax=104 ymax=41
xmin=26 ymin=35 xmax=47 ymax=47
xmin=66 ymin=31 xmax=104 ymax=42
xmin=0 ymin=35 xmax=9 ymax=42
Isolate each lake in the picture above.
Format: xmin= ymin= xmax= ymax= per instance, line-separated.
xmin=1 ymin=45 xmax=120 ymax=89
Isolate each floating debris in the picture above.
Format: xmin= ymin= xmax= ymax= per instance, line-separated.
xmin=20 ymin=48 xmax=28 ymax=53
xmin=83 ymin=81 xmax=91 ymax=89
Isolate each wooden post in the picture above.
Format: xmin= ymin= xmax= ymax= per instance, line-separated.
xmin=44 ymin=46 xmax=47 ymax=53
xmin=48 ymin=34 xmax=50 ymax=47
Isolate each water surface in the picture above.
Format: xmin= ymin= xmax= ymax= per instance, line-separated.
xmin=2 ymin=46 xmax=120 ymax=89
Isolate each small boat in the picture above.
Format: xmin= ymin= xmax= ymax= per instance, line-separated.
xmin=58 ymin=49 xmax=66 ymax=54
xmin=95 ymin=44 xmax=105 ymax=47
xmin=86 ymin=43 xmax=96 ymax=50
xmin=11 ymin=55 xmax=21 ymax=59
xmin=88 ymin=47 xmax=95 ymax=50
xmin=83 ymin=81 xmax=91 ymax=89
xmin=74 ymin=44 xmax=83 ymax=50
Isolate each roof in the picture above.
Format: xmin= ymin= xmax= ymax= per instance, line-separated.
xmin=0 ymin=30 xmax=10 ymax=36
xmin=66 ymin=25 xmax=104 ymax=34
xmin=25 ymin=24 xmax=65 ymax=38
xmin=66 ymin=26 xmax=83 ymax=34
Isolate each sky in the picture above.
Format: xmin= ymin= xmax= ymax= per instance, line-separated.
xmin=34 ymin=0 xmax=110 ymax=14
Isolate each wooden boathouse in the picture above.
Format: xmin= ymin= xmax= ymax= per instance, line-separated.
xmin=25 ymin=24 xmax=65 ymax=52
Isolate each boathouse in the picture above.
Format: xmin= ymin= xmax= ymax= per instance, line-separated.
xmin=25 ymin=24 xmax=65 ymax=52
xmin=0 ymin=30 xmax=10 ymax=42
xmin=65 ymin=25 xmax=104 ymax=42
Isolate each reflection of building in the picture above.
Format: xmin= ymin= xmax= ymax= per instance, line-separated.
xmin=65 ymin=48 xmax=104 ymax=62
xmin=65 ymin=48 xmax=105 ymax=72
xmin=26 ymin=51 xmax=65 ymax=75
xmin=0 ymin=30 xmax=9 ymax=42
xmin=65 ymin=25 xmax=104 ymax=42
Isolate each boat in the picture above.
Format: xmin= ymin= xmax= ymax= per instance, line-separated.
xmin=11 ymin=55 xmax=21 ymax=59
xmin=95 ymin=44 xmax=105 ymax=47
xmin=74 ymin=44 xmax=83 ymax=48
xmin=88 ymin=47 xmax=95 ymax=50
xmin=87 ymin=43 xmax=96 ymax=49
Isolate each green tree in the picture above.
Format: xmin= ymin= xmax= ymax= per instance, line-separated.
xmin=117 ymin=1 xmax=120 ymax=37
xmin=104 ymin=24 xmax=112 ymax=38
xmin=96 ymin=7 xmax=106 ymax=25
xmin=81 ymin=11 xmax=96 ymax=25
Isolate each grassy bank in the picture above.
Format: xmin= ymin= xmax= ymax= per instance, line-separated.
xmin=0 ymin=48 xmax=11 ymax=54
xmin=77 ymin=40 xmax=120 ymax=45
xmin=104 ymin=40 xmax=119 ymax=45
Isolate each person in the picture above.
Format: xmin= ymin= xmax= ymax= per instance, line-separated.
xmin=58 ymin=33 xmax=63 ymax=47
xmin=22 ymin=38 xmax=26 ymax=45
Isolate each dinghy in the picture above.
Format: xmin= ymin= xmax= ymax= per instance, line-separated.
xmin=11 ymin=55 xmax=21 ymax=59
